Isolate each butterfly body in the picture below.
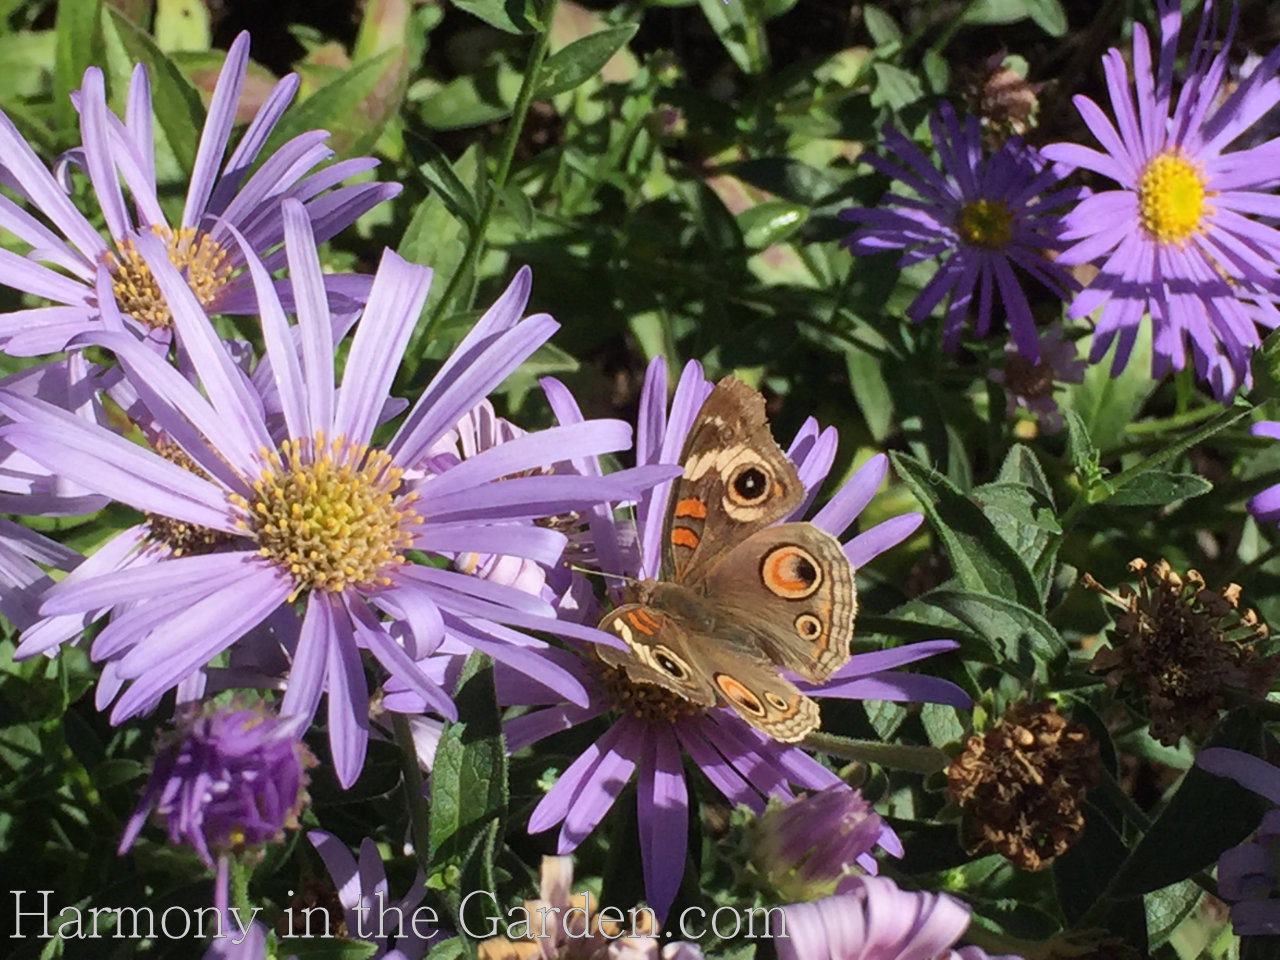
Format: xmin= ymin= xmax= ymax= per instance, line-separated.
xmin=598 ymin=377 xmax=856 ymax=742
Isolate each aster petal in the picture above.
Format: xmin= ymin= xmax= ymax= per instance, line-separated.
xmin=326 ymin=602 xmax=372 ymax=788
xmin=416 ymin=523 xmax=567 ymax=566
xmin=421 ymin=468 xmax=680 ymax=525
xmin=334 ymin=249 xmax=432 ymax=445
xmin=811 ymin=454 xmax=886 ymax=538
xmin=505 ymin=702 xmax=605 ymax=752
xmin=838 ymin=639 xmax=959 ymax=676
xmin=42 ymin=551 xmax=260 ymax=618
xmin=529 ymin=721 xmax=636 ymax=835
xmin=182 ymin=33 xmax=250 ymax=226
xmin=1197 ymin=748 xmax=1280 ymax=803
xmin=278 ymin=202 xmax=336 ymax=434
xmin=560 ymin=737 xmax=640 ymax=848
xmin=675 ymin=721 xmax=764 ymax=812
xmin=819 ymin=673 xmax=971 ymax=707
xmin=444 ymin=616 xmax=591 ymax=708
xmin=636 ymin=729 xmax=688 ymax=921
xmin=207 ymin=71 xmax=302 ymax=217
xmin=844 ymin=513 xmax=925 ymax=567
xmin=349 ymin=599 xmax=457 ymax=718
xmin=281 ymin=592 xmax=339 ymax=723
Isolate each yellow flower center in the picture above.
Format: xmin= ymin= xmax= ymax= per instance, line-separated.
xmin=1138 ymin=152 xmax=1210 ymax=244
xmin=107 ymin=225 xmax=234 ymax=329
xmin=231 ymin=430 xmax=421 ymax=598
xmin=956 ymin=199 xmax=1014 ymax=249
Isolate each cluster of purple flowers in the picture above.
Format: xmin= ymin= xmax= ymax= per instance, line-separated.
xmin=0 ymin=27 xmax=1007 ymax=960
xmin=842 ymin=0 xmax=1280 ymax=409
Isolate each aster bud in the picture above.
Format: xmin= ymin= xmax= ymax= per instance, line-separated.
xmin=119 ymin=700 xmax=314 ymax=868
xmin=748 ymin=786 xmax=889 ymax=900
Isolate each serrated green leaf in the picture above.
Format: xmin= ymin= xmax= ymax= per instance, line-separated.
xmin=1106 ymin=471 xmax=1212 ymax=506
xmin=1063 ymin=408 xmax=1099 ymax=477
xmin=916 ymin=587 xmax=1064 ymax=665
xmin=891 ymin=452 xmax=1042 ymax=609
xmin=537 ymin=24 xmax=637 ymax=97
xmin=453 ymin=0 xmax=539 ymax=34
xmin=427 ymin=654 xmax=508 ymax=916
xmin=102 ymin=7 xmax=203 ymax=172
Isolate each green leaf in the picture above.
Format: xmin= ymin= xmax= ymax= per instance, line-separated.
xmin=397 ymin=146 xmax=473 ymax=330
xmin=427 ymin=654 xmax=508 ymax=916
xmin=725 ymin=158 xmax=837 ymax=205
xmin=265 ymin=47 xmax=404 ymax=159
xmin=844 ymin=344 xmax=894 ymax=443
xmin=102 ymin=7 xmax=203 ymax=173
xmin=915 ymin=587 xmax=1065 ymax=665
xmin=154 ymin=0 xmax=211 ymax=52
xmin=1106 ymin=471 xmax=1212 ymax=506
xmin=890 ymin=451 xmax=1043 ymax=610
xmin=282 ymin=937 xmax=379 ymax=959
xmin=1145 ymin=880 xmax=1204 ymax=949
xmin=870 ymin=62 xmax=924 ymax=109
xmin=418 ymin=63 xmax=522 ymax=130
xmin=862 ymin=7 xmax=901 ymax=47
xmin=55 ymin=0 xmax=100 ymax=135
xmin=1110 ymin=712 xmax=1270 ymax=898
xmin=453 ymin=0 xmax=539 ymax=34
xmin=696 ymin=0 xmax=757 ymax=75
xmin=537 ymin=24 xmax=637 ymax=97
xmin=499 ymin=182 xmax=534 ymax=236
xmin=1059 ymin=319 xmax=1155 ymax=452
xmin=1053 ymin=799 xmax=1128 ymax=923
xmin=962 ymin=0 xmax=1032 ymax=25
xmin=1025 ymin=0 xmax=1068 ymax=36
xmin=1063 ymin=408 xmax=1100 ymax=478
xmin=406 ymin=133 xmax=480 ymax=229
xmin=738 ymin=200 xmax=808 ymax=249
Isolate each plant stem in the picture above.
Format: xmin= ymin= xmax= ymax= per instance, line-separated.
xmin=420 ymin=0 xmax=561 ymax=345
xmin=393 ymin=713 xmax=433 ymax=870
xmin=805 ymin=732 xmax=951 ymax=774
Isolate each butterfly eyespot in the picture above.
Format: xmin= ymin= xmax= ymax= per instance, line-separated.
xmin=715 ymin=674 xmax=766 ymax=716
xmin=761 ymin=545 xmax=823 ymax=599
xmin=728 ymin=463 xmax=771 ymax=505
xmin=654 ymin=648 xmax=689 ymax=679
xmin=764 ymin=692 xmax=790 ymax=711
xmin=795 ymin=614 xmax=823 ymax=638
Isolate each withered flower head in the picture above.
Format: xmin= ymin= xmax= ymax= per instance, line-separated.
xmin=1085 ymin=559 xmax=1274 ymax=745
xmin=946 ymin=700 xmax=1099 ymax=871
xmin=965 ymin=52 xmax=1041 ymax=146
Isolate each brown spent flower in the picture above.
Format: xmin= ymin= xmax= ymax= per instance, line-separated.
xmin=946 ymin=700 xmax=1099 ymax=871
xmin=1085 ymin=559 xmax=1274 ymax=746
xmin=963 ymin=52 xmax=1042 ymax=147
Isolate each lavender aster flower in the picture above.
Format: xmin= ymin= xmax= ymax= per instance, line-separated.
xmin=0 ymin=201 xmax=672 ymax=785
xmin=119 ymin=700 xmax=313 ymax=867
xmin=1197 ymin=747 xmax=1280 ymax=935
xmin=987 ymin=323 xmax=1085 ymax=435
xmin=491 ymin=357 xmax=968 ymax=920
xmin=750 ymin=785 xmax=887 ymax=901
xmin=1042 ymin=0 xmax=1280 ymax=398
xmin=0 ymin=518 xmax=79 ymax=631
xmin=0 ymin=32 xmax=397 ymax=355
xmin=776 ymin=876 xmax=1022 ymax=960
xmin=841 ymin=103 xmax=1078 ymax=361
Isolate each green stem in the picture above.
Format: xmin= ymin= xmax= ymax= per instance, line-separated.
xmin=392 ymin=713 xmax=433 ymax=870
xmin=804 ymin=732 xmax=950 ymax=774
xmin=230 ymin=854 xmax=251 ymax=917
xmin=419 ymin=0 xmax=561 ymax=345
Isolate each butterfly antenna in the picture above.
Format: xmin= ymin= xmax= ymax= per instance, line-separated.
xmin=568 ymin=564 xmax=638 ymax=586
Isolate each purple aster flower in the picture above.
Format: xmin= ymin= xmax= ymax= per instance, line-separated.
xmin=840 ymin=102 xmax=1078 ymax=361
xmin=307 ymin=830 xmax=444 ymax=959
xmin=491 ymin=357 xmax=969 ymax=920
xmin=0 ymin=32 xmax=398 ymax=356
xmin=750 ymin=785 xmax=887 ymax=901
xmin=1196 ymin=747 xmax=1280 ymax=935
xmin=1042 ymin=0 xmax=1280 ymax=398
xmin=119 ymin=700 xmax=313 ymax=867
xmin=0 ymin=202 xmax=674 ymax=786
xmin=775 ymin=876 xmax=1022 ymax=960
xmin=987 ymin=323 xmax=1086 ymax=435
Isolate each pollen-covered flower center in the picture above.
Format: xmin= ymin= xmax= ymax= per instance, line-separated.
xmin=597 ymin=661 xmax=704 ymax=725
xmin=146 ymin=439 xmax=236 ymax=556
xmin=233 ymin=431 xmax=420 ymax=595
xmin=107 ymin=225 xmax=234 ymax=329
xmin=1138 ymin=153 xmax=1208 ymax=243
xmin=956 ymin=198 xmax=1013 ymax=249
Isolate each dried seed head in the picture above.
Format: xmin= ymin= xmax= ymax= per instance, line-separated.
xmin=1086 ymin=559 xmax=1274 ymax=745
xmin=946 ymin=700 xmax=1099 ymax=871
xmin=964 ymin=54 xmax=1041 ymax=146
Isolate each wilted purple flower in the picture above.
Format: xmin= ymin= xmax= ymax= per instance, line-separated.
xmin=1196 ymin=747 xmax=1280 ymax=935
xmin=776 ymin=876 xmax=1021 ymax=960
xmin=987 ymin=323 xmax=1086 ymax=434
xmin=119 ymin=701 xmax=312 ymax=867
xmin=494 ymin=358 xmax=968 ymax=920
xmin=750 ymin=786 xmax=886 ymax=900
xmin=0 ymin=202 xmax=672 ymax=786
xmin=841 ymin=103 xmax=1078 ymax=361
xmin=307 ymin=831 xmax=443 ymax=959
xmin=0 ymin=32 xmax=397 ymax=356
xmin=1042 ymin=0 xmax=1280 ymax=398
